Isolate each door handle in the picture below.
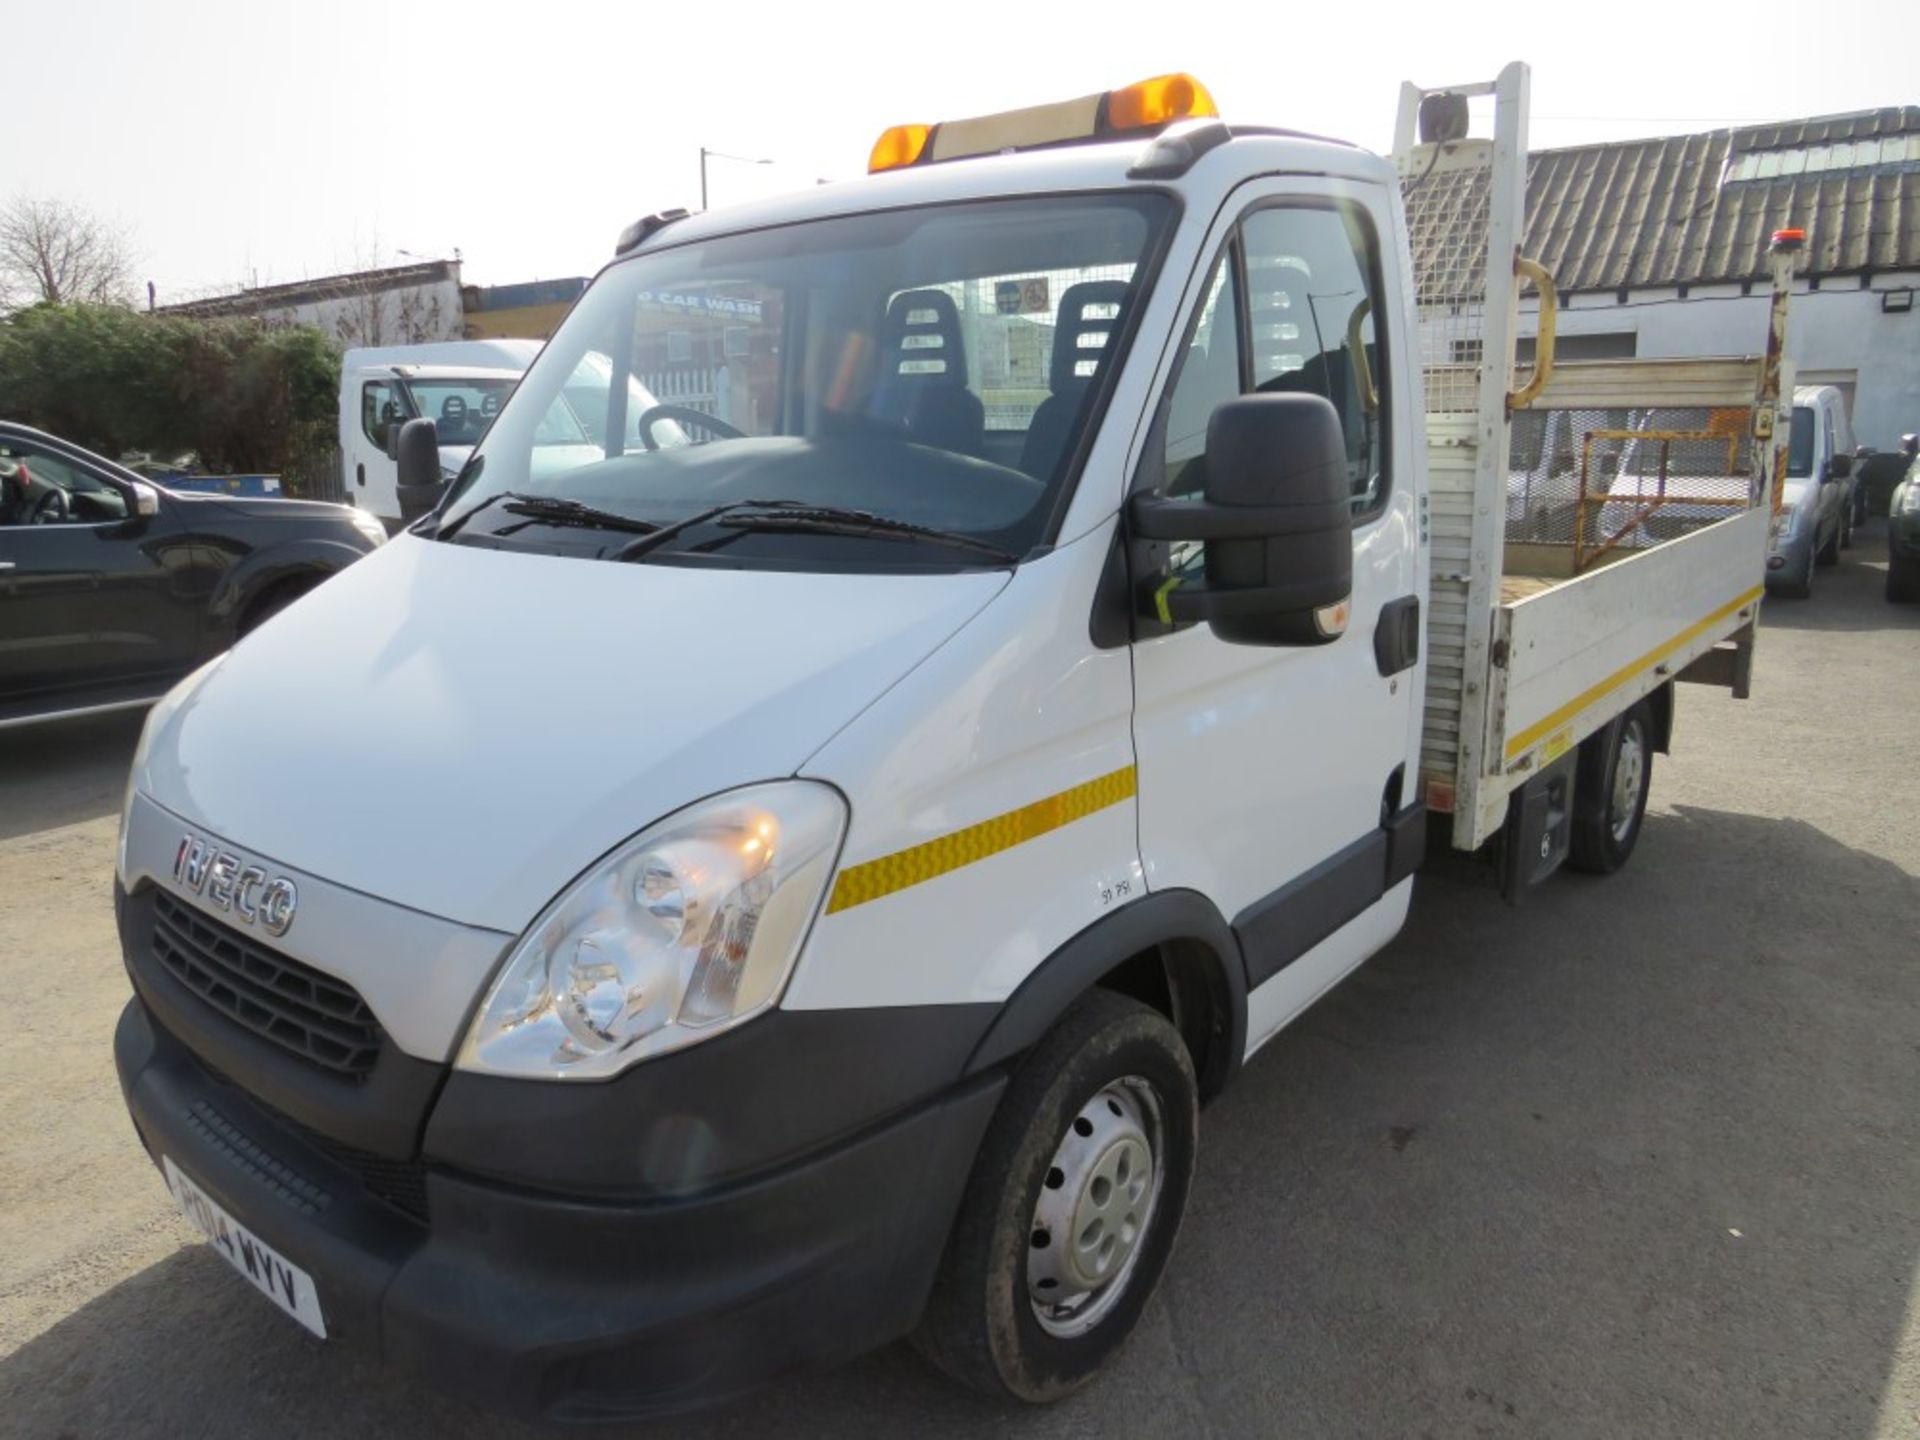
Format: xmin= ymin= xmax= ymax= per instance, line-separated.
xmin=1374 ymin=596 xmax=1421 ymax=677
xmin=356 ymin=462 xmax=366 ymax=487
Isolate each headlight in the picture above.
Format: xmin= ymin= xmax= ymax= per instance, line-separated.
xmin=1770 ymin=508 xmax=1799 ymax=543
xmin=347 ymin=508 xmax=387 ymax=546
xmin=1901 ymin=484 xmax=1920 ymax=516
xmin=457 ymin=782 xmax=847 ymax=1080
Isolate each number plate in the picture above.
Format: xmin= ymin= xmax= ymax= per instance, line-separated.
xmin=163 ymin=1156 xmax=328 ymax=1339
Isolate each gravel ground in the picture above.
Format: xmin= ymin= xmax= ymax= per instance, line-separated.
xmin=3 ymin=525 xmax=1916 ymax=1439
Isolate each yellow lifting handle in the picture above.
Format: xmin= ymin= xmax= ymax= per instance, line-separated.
xmin=1507 ymin=254 xmax=1557 ymax=414
xmin=1346 ymin=297 xmax=1378 ymax=415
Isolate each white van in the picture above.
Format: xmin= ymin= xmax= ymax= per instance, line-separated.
xmin=116 ymin=67 xmax=1791 ymax=1421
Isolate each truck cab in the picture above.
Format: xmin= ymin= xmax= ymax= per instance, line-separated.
xmin=114 ymin=67 xmax=1783 ymax=1421
xmin=338 ymin=340 xmax=543 ymax=525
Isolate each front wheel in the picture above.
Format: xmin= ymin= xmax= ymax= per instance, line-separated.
xmin=914 ymin=990 xmax=1198 ymax=1403
xmin=1816 ymin=517 xmax=1841 ymax=566
xmin=1568 ymin=701 xmax=1654 ymax=875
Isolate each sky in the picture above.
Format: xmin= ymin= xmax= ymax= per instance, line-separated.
xmin=6 ymin=0 xmax=1912 ymax=302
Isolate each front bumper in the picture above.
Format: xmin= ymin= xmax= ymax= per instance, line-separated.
xmin=116 ymin=997 xmax=1004 ymax=1420
xmin=1765 ymin=531 xmax=1812 ymax=583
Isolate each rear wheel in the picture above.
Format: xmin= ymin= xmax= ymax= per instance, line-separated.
xmin=914 ymin=990 xmax=1198 ymax=1403
xmin=1568 ymin=701 xmax=1654 ymax=875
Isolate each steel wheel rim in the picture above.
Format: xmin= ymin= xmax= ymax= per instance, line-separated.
xmin=1610 ymin=722 xmax=1646 ymax=843
xmin=1026 ymin=1076 xmax=1166 ymax=1339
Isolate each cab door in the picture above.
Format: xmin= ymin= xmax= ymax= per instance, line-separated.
xmin=1127 ymin=182 xmax=1423 ymax=1051
xmin=344 ymin=372 xmax=407 ymax=520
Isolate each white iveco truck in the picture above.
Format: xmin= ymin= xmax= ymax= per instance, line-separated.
xmin=115 ymin=65 xmax=1793 ymax=1419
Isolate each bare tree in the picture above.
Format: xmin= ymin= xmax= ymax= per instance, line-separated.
xmin=0 ymin=197 xmax=136 ymax=308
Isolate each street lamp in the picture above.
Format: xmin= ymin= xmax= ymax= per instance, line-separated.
xmin=699 ymin=147 xmax=774 ymax=210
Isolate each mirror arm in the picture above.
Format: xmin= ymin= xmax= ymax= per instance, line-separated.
xmin=1158 ymin=573 xmax=1357 ymax=623
xmin=1128 ymin=491 xmax=1349 ymax=541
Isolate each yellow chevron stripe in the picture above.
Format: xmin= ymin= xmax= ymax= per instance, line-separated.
xmin=826 ymin=765 xmax=1137 ymax=914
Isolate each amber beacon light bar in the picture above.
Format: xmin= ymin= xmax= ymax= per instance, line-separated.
xmin=868 ymin=74 xmax=1219 ymax=174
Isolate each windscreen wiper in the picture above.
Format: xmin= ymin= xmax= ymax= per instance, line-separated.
xmin=488 ymin=494 xmax=662 ymax=539
xmin=611 ymin=499 xmax=800 ymax=562
xmin=712 ymin=505 xmax=1019 ymax=563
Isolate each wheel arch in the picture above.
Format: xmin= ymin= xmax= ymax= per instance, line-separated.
xmin=210 ymin=538 xmax=363 ymax=640
xmin=963 ymin=890 xmax=1247 ymax=1103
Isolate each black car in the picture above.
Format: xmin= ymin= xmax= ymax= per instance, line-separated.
xmin=1 ymin=422 xmax=385 ymax=728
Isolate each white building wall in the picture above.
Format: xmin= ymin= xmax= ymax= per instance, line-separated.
xmin=252 ymin=277 xmax=466 ymax=348
xmin=1510 ymin=272 xmax=1920 ymax=449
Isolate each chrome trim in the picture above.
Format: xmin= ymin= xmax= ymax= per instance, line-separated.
xmin=122 ymin=792 xmax=514 ymax=1062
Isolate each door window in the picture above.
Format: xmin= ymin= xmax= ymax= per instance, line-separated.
xmin=0 ymin=440 xmax=128 ymax=526
xmin=1240 ymin=204 xmax=1388 ymax=514
xmin=361 ymin=381 xmax=404 ymax=447
xmin=1152 ymin=202 xmax=1389 ymax=519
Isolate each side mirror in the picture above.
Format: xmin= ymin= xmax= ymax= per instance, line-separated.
xmin=129 ymin=479 xmax=161 ymax=518
xmin=395 ymin=417 xmax=447 ymax=522
xmin=384 ymin=420 xmax=404 ymax=462
xmin=1129 ymin=394 xmax=1354 ymax=646
xmin=1828 ymin=452 xmax=1853 ymax=480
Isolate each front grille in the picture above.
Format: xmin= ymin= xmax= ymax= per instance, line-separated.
xmin=152 ymin=890 xmax=383 ymax=1079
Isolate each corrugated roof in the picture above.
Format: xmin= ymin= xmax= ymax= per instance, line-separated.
xmin=1431 ymin=107 xmax=1920 ymax=295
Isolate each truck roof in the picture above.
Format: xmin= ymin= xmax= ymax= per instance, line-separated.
xmin=630 ymin=128 xmax=1395 ymax=259
xmin=342 ymin=339 xmax=542 ymax=372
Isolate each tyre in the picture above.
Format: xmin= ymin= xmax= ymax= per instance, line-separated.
xmin=1568 ymin=701 xmax=1654 ymax=875
xmin=1889 ymin=553 xmax=1920 ymax=604
xmin=1816 ymin=517 xmax=1840 ymax=566
xmin=914 ymin=990 xmax=1199 ymax=1403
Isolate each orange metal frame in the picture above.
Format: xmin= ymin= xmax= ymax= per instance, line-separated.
xmin=1574 ymin=429 xmax=1748 ymax=571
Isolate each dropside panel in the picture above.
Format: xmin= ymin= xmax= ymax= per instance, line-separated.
xmin=1495 ymin=508 xmax=1768 ymax=782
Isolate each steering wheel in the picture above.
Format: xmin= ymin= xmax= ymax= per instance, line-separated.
xmin=29 ymin=488 xmax=70 ymax=525
xmin=635 ymin=404 xmax=746 ymax=452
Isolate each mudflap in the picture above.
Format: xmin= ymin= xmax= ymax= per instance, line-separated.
xmin=1497 ymin=749 xmax=1576 ymax=906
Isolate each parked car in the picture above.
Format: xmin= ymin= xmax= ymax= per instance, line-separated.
xmin=1765 ymin=384 xmax=1857 ymax=598
xmin=0 ymin=422 xmax=386 ymax=728
xmin=1887 ymin=442 xmax=1920 ymax=603
xmin=1856 ymin=442 xmax=1913 ymax=519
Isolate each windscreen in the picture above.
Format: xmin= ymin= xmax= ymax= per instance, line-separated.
xmin=442 ymin=194 xmax=1170 ymax=568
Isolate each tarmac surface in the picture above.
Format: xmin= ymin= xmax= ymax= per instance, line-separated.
xmin=3 ymin=524 xmax=1917 ymax=1438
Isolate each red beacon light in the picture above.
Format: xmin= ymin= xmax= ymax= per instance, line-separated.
xmin=1770 ymin=227 xmax=1806 ymax=251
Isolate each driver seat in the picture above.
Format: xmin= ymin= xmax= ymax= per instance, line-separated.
xmin=874 ymin=289 xmax=985 ymax=456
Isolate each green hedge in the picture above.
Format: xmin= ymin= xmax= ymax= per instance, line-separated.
xmin=0 ymin=304 xmax=339 ymax=476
